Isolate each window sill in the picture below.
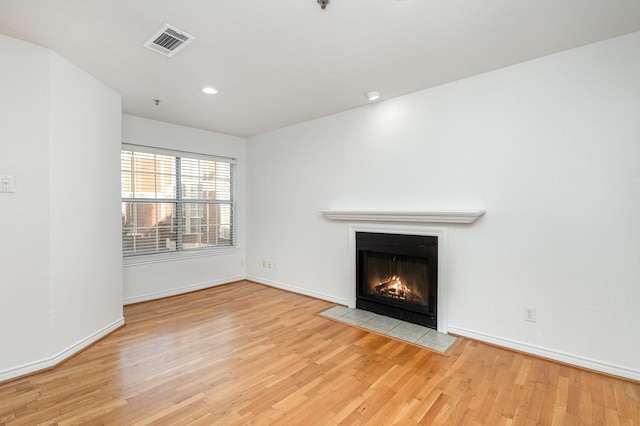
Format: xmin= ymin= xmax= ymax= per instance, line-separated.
xmin=123 ymin=247 xmax=239 ymax=267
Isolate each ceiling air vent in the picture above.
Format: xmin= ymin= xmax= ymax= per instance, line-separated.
xmin=143 ymin=23 xmax=195 ymax=57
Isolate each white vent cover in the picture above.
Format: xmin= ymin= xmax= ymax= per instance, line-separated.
xmin=143 ymin=23 xmax=195 ymax=57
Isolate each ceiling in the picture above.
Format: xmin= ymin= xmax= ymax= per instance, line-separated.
xmin=1 ymin=0 xmax=640 ymax=138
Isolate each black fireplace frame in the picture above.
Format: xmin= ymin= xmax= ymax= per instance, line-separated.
xmin=356 ymin=232 xmax=438 ymax=329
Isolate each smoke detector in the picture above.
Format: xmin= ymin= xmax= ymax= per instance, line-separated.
xmin=143 ymin=23 xmax=195 ymax=57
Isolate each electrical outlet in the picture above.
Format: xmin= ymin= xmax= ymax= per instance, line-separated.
xmin=240 ymin=259 xmax=245 ymax=267
xmin=524 ymin=306 xmax=536 ymax=322
xmin=262 ymin=260 xmax=266 ymax=268
xmin=268 ymin=261 xmax=272 ymax=269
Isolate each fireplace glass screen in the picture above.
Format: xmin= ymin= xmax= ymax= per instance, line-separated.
xmin=365 ymin=253 xmax=428 ymax=306
xmin=356 ymin=232 xmax=437 ymax=328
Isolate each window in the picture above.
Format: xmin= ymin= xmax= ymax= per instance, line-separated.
xmin=121 ymin=146 xmax=235 ymax=257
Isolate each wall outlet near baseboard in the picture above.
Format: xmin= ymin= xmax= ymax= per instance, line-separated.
xmin=524 ymin=306 xmax=536 ymax=322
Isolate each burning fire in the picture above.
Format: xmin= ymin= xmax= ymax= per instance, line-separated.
xmin=374 ymin=275 xmax=414 ymax=300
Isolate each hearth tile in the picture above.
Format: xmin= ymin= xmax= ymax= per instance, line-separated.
xmin=341 ymin=309 xmax=378 ymax=325
xmin=432 ymin=344 xmax=453 ymax=353
xmin=416 ymin=330 xmax=458 ymax=348
xmin=387 ymin=322 xmax=431 ymax=343
xmin=320 ymin=305 xmax=351 ymax=318
xmin=318 ymin=307 xmax=457 ymax=353
xmin=361 ymin=315 xmax=402 ymax=333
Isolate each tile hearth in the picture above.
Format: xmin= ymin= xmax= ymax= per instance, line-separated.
xmin=319 ymin=305 xmax=457 ymax=353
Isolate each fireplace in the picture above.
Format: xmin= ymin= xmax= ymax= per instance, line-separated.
xmin=356 ymin=232 xmax=438 ymax=329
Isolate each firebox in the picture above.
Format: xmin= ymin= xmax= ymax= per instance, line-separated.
xmin=356 ymin=232 xmax=438 ymax=329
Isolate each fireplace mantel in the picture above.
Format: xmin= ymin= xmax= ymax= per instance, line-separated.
xmin=320 ymin=209 xmax=486 ymax=224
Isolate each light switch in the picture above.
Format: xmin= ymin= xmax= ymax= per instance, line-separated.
xmin=0 ymin=175 xmax=15 ymax=193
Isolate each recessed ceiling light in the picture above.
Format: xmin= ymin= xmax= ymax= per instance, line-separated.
xmin=366 ymin=91 xmax=381 ymax=101
xmin=202 ymin=86 xmax=218 ymax=95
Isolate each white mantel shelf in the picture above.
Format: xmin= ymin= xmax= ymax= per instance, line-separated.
xmin=320 ymin=210 xmax=486 ymax=224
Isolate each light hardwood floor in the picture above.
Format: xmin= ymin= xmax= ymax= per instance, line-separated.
xmin=1 ymin=281 xmax=638 ymax=425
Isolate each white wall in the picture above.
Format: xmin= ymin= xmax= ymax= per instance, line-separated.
xmin=0 ymin=34 xmax=123 ymax=381
xmin=0 ymin=34 xmax=53 ymax=373
xmin=48 ymin=52 xmax=124 ymax=356
xmin=121 ymin=115 xmax=246 ymax=303
xmin=246 ymin=32 xmax=640 ymax=380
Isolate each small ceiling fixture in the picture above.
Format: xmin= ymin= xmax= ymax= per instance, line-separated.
xmin=153 ymin=99 xmax=161 ymax=106
xmin=201 ymin=86 xmax=219 ymax=95
xmin=366 ymin=91 xmax=381 ymax=101
xmin=317 ymin=0 xmax=330 ymax=9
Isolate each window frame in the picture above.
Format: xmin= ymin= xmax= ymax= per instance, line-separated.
xmin=121 ymin=144 xmax=237 ymax=260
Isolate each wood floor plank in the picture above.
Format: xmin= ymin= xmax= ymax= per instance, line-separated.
xmin=0 ymin=280 xmax=638 ymax=425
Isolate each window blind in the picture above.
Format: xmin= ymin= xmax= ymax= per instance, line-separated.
xmin=121 ymin=147 xmax=235 ymax=257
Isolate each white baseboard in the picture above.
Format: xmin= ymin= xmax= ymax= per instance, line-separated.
xmin=246 ymin=275 xmax=350 ymax=307
xmin=123 ymin=275 xmax=246 ymax=305
xmin=0 ymin=317 xmax=125 ymax=383
xmin=448 ymin=325 xmax=640 ymax=382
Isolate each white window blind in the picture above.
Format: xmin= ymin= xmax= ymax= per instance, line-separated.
xmin=121 ymin=146 xmax=235 ymax=257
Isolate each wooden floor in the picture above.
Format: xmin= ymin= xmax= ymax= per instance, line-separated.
xmin=1 ymin=281 xmax=638 ymax=425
